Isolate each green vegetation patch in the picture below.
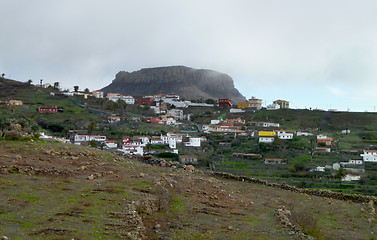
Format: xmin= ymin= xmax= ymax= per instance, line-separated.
xmin=170 ymin=196 xmax=187 ymax=213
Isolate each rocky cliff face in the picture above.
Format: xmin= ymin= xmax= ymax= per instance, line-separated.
xmin=101 ymin=66 xmax=246 ymax=103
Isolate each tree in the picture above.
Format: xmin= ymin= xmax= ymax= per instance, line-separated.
xmin=104 ymin=101 xmax=118 ymax=111
xmin=84 ymin=88 xmax=90 ymax=93
xmin=290 ymin=162 xmax=306 ymax=173
xmin=54 ymin=82 xmax=60 ymax=90
xmin=74 ymin=86 xmax=79 ymax=92
xmin=27 ymin=79 xmax=32 ymax=86
xmin=1 ymin=73 xmax=5 ymax=78
xmin=99 ymin=142 xmax=106 ymax=150
xmin=259 ymin=142 xmax=267 ymax=152
xmin=145 ymin=143 xmax=152 ymax=153
xmin=88 ymin=122 xmax=96 ymax=135
xmin=336 ymin=168 xmax=346 ymax=179
xmin=117 ymin=99 xmax=128 ymax=116
xmin=89 ymin=140 xmax=99 ymax=148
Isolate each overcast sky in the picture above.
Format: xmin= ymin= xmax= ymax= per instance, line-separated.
xmin=1 ymin=0 xmax=377 ymax=111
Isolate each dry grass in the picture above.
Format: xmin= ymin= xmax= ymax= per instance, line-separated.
xmin=0 ymin=140 xmax=376 ymax=239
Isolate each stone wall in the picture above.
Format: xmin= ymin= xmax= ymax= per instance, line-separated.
xmin=211 ymin=172 xmax=377 ymax=204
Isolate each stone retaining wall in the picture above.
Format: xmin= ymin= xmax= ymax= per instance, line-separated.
xmin=211 ymin=172 xmax=377 ymax=204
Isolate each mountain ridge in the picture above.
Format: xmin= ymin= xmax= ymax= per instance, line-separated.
xmin=101 ymin=66 xmax=246 ymax=103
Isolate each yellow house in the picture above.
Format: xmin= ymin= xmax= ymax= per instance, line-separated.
xmin=273 ymin=100 xmax=289 ymax=109
xmin=258 ymin=131 xmax=276 ymax=137
xmin=238 ymin=102 xmax=249 ymax=109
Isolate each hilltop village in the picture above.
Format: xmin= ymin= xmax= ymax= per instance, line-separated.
xmin=4 ymin=81 xmax=377 ymax=196
xmin=3 ymin=77 xmax=377 ymax=239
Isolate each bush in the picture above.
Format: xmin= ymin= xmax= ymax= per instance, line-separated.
xmin=89 ymin=140 xmax=99 ymax=148
xmin=156 ymin=152 xmax=179 ymax=161
xmin=4 ymin=130 xmax=23 ymax=140
xmin=259 ymin=142 xmax=267 ymax=152
xmin=290 ymin=162 xmax=306 ymax=173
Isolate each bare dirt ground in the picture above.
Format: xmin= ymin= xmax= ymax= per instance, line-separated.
xmin=0 ymin=140 xmax=376 ymax=239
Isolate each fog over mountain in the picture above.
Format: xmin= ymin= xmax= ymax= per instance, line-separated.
xmin=102 ymin=66 xmax=246 ymax=103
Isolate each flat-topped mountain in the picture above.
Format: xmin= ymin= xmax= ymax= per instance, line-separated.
xmin=101 ymin=66 xmax=246 ymax=103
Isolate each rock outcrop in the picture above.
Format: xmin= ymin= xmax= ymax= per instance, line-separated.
xmin=101 ymin=66 xmax=246 ymax=103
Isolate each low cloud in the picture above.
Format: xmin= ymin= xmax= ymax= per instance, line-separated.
xmin=0 ymin=0 xmax=377 ymax=110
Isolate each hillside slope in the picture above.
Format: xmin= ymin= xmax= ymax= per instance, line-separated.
xmin=1 ymin=140 xmax=376 ymax=239
xmin=101 ymin=66 xmax=246 ymax=103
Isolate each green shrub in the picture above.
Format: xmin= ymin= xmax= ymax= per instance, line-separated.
xmin=156 ymin=152 xmax=179 ymax=161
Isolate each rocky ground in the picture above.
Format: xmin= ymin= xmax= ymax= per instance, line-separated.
xmin=0 ymin=140 xmax=377 ymax=239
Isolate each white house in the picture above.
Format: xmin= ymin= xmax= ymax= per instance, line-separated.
xmin=349 ymin=159 xmax=363 ymax=165
xmin=296 ymin=131 xmax=313 ymax=137
xmin=108 ymin=116 xmax=121 ymax=123
xmin=39 ymin=132 xmax=53 ymax=139
xmin=179 ymin=155 xmax=198 ymax=164
xmin=360 ymin=150 xmax=377 ymax=162
xmin=249 ymin=122 xmax=281 ymax=128
xmin=167 ymin=132 xmax=183 ymax=143
xmin=342 ymin=174 xmax=361 ymax=182
xmin=211 ymin=119 xmax=221 ymax=125
xmin=314 ymin=166 xmax=326 ymax=172
xmin=133 ymin=136 xmax=150 ymax=146
xmin=150 ymin=136 xmax=164 ymax=145
xmin=266 ymin=103 xmax=280 ymax=110
xmin=202 ymin=125 xmax=210 ymax=132
xmin=167 ymin=109 xmax=184 ymax=120
xmin=333 ymin=162 xmax=341 ymax=170
xmin=159 ymin=117 xmax=177 ymax=126
xmin=277 ymin=130 xmax=294 ymax=140
xmin=259 ymin=137 xmax=274 ymax=143
xmin=160 ymin=135 xmax=169 ymax=144
xmin=158 ymin=133 xmax=183 ymax=148
xmin=108 ymin=94 xmax=135 ymax=104
xmin=168 ymin=137 xmax=177 ymax=149
xmin=165 ymin=94 xmax=180 ymax=100
xmin=105 ymin=140 xmax=118 ymax=149
xmin=92 ymin=90 xmax=104 ymax=99
xmin=119 ymin=146 xmax=144 ymax=155
xmin=184 ymin=138 xmax=201 ymax=147
xmin=317 ymin=134 xmax=329 ymax=140
xmin=74 ymin=135 xmax=106 ymax=143
xmin=63 ymin=92 xmax=74 ymax=96
xmin=163 ymin=99 xmax=190 ymax=108
xmin=230 ymin=108 xmax=245 ymax=113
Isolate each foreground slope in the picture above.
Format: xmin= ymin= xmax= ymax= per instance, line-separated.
xmin=0 ymin=140 xmax=376 ymax=239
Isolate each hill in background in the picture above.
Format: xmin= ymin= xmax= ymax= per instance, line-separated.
xmin=101 ymin=66 xmax=247 ymax=103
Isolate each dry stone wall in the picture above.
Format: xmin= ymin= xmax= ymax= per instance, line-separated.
xmin=211 ymin=172 xmax=377 ymax=204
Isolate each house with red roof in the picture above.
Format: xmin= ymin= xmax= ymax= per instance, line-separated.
xmin=218 ymin=99 xmax=232 ymax=108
